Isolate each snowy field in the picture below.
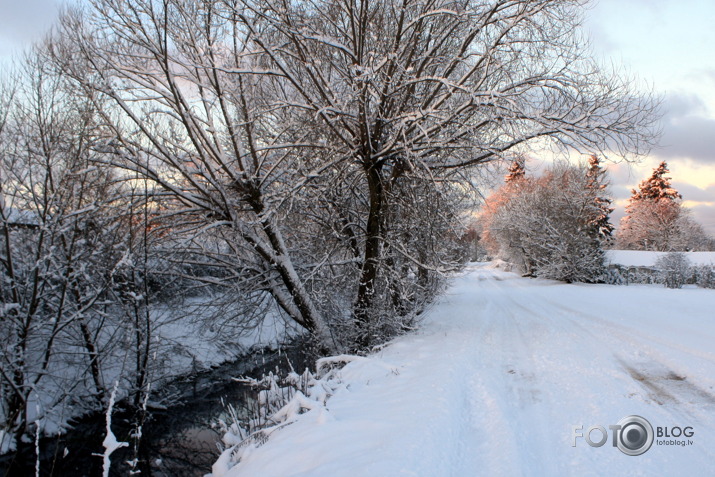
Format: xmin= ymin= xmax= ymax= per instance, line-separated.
xmin=216 ymin=263 xmax=715 ymax=477
xmin=606 ymin=250 xmax=715 ymax=267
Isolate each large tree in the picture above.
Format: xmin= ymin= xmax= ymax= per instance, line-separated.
xmin=56 ymin=0 xmax=659 ymax=350
xmin=617 ymin=161 xmax=708 ymax=251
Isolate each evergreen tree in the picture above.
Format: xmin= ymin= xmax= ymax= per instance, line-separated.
xmin=586 ymin=155 xmax=614 ymax=239
xmin=617 ymin=161 xmax=708 ymax=251
xmin=630 ymin=161 xmax=681 ymax=202
xmin=505 ymin=157 xmax=526 ymax=183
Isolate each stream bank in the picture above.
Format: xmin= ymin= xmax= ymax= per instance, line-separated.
xmin=0 ymin=341 xmax=313 ymax=477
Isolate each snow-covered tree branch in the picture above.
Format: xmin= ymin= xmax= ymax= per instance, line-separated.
xmin=48 ymin=0 xmax=659 ymax=352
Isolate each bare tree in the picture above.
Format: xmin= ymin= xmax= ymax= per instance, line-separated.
xmin=56 ymin=0 xmax=658 ymax=349
xmin=1 ymin=41 xmax=192 ymax=449
xmin=0 ymin=45 xmax=129 ymax=445
xmin=233 ymin=0 xmax=659 ymax=344
xmin=57 ymin=1 xmax=339 ymax=350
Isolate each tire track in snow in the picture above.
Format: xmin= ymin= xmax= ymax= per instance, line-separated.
xmin=452 ymin=268 xmax=563 ymax=476
xmin=529 ymin=295 xmax=715 ymax=420
xmin=454 ymin=266 xmax=715 ymax=474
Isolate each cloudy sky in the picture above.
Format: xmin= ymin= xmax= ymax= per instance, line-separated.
xmin=1 ymin=0 xmax=714 ymax=233
xmin=585 ymin=0 xmax=715 ymax=233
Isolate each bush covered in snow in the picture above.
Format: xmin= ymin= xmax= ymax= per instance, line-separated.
xmin=655 ymin=252 xmax=692 ymax=289
xmin=603 ymin=266 xmax=660 ymax=286
xmin=210 ymin=356 xmax=363 ymax=477
xmin=605 ymin=252 xmax=715 ymax=289
xmin=693 ymin=265 xmax=715 ymax=289
xmin=481 ymin=159 xmax=613 ymax=283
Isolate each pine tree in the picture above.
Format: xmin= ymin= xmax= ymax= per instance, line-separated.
xmin=617 ymin=161 xmax=688 ymax=251
xmin=505 ymin=157 xmax=525 ymax=183
xmin=630 ymin=161 xmax=681 ymax=202
xmin=586 ymin=155 xmax=614 ymax=239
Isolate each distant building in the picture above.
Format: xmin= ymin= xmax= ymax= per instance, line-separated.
xmin=1 ymin=207 xmax=40 ymax=230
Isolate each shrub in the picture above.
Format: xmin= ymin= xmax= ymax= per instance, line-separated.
xmin=694 ymin=265 xmax=715 ymax=289
xmin=481 ymin=163 xmax=611 ymax=283
xmin=655 ymin=252 xmax=691 ymax=289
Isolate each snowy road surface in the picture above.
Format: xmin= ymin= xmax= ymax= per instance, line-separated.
xmin=221 ymin=264 xmax=715 ymax=477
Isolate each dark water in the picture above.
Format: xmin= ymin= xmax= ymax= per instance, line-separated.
xmin=1 ymin=343 xmax=313 ymax=477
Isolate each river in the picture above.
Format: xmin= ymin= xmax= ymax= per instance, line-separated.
xmin=0 ymin=342 xmax=313 ymax=477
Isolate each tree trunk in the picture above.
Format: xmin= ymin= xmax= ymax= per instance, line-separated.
xmin=354 ymin=163 xmax=385 ymax=348
xmin=79 ymin=319 xmax=104 ymax=400
xmin=242 ymin=183 xmax=336 ymax=353
xmin=259 ymin=215 xmax=336 ymax=353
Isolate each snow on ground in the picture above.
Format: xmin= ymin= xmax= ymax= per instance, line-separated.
xmin=607 ymin=250 xmax=715 ymax=267
xmin=154 ymin=299 xmax=296 ymax=373
xmin=217 ymin=263 xmax=715 ymax=477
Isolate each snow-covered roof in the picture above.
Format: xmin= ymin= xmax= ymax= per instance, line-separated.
xmin=2 ymin=207 xmax=39 ymax=227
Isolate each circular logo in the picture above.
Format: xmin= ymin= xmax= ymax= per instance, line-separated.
xmin=616 ymin=415 xmax=654 ymax=456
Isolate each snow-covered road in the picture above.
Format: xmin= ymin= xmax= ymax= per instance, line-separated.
xmin=221 ymin=264 xmax=715 ymax=476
